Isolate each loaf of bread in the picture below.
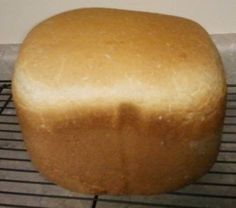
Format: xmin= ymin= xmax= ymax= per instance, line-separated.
xmin=13 ymin=8 xmax=226 ymax=195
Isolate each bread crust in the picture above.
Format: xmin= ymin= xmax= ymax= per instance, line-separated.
xmin=13 ymin=8 xmax=226 ymax=194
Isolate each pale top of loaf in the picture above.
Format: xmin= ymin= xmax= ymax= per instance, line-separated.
xmin=13 ymin=8 xmax=226 ymax=111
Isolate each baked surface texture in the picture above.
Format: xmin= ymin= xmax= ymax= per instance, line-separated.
xmin=13 ymin=8 xmax=226 ymax=195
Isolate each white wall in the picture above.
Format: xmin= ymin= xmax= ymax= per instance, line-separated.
xmin=0 ymin=0 xmax=236 ymax=43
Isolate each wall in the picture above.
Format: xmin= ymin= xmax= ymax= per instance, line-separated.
xmin=0 ymin=0 xmax=236 ymax=43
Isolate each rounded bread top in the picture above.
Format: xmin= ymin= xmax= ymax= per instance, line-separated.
xmin=13 ymin=8 xmax=226 ymax=110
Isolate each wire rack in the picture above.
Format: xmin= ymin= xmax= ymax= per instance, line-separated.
xmin=0 ymin=80 xmax=235 ymax=208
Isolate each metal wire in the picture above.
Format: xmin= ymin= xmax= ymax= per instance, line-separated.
xmin=0 ymin=81 xmax=236 ymax=208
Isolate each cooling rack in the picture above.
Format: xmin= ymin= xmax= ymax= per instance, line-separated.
xmin=0 ymin=80 xmax=235 ymax=208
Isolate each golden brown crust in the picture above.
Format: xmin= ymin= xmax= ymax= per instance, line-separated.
xmin=12 ymin=8 xmax=226 ymax=194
